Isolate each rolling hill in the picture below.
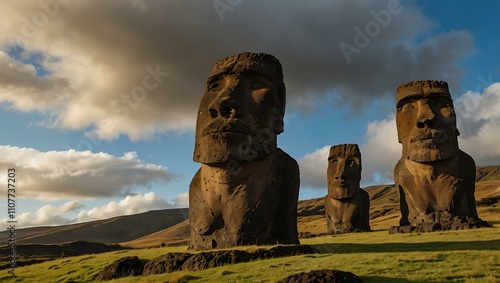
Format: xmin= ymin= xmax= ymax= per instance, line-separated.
xmin=1 ymin=208 xmax=188 ymax=245
xmin=2 ymin=166 xmax=498 ymax=249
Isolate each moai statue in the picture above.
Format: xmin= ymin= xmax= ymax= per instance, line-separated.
xmin=391 ymin=80 xmax=491 ymax=233
xmin=189 ymin=52 xmax=300 ymax=250
xmin=324 ymin=144 xmax=370 ymax=233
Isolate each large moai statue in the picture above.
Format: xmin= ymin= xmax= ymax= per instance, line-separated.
xmin=324 ymin=144 xmax=370 ymax=233
xmin=391 ymin=80 xmax=491 ymax=233
xmin=189 ymin=52 xmax=300 ymax=250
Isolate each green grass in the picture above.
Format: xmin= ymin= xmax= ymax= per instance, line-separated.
xmin=2 ymin=228 xmax=499 ymax=283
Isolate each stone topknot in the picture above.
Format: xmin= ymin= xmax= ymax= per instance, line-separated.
xmin=396 ymin=80 xmax=451 ymax=107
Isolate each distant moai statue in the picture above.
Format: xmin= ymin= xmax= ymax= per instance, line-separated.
xmin=189 ymin=52 xmax=300 ymax=250
xmin=391 ymin=80 xmax=491 ymax=233
xmin=324 ymin=144 xmax=370 ymax=233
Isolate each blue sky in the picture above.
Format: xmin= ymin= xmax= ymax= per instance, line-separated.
xmin=0 ymin=0 xmax=499 ymax=228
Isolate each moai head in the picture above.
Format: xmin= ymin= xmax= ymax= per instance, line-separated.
xmin=327 ymin=144 xmax=362 ymax=199
xmin=193 ymin=52 xmax=286 ymax=164
xmin=396 ymin=80 xmax=459 ymax=163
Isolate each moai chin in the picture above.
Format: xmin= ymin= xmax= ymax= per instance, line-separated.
xmin=324 ymin=144 xmax=370 ymax=233
xmin=391 ymin=80 xmax=490 ymax=233
xmin=189 ymin=52 xmax=300 ymax=250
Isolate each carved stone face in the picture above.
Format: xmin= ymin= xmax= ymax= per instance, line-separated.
xmin=396 ymin=81 xmax=459 ymax=163
xmin=193 ymin=53 xmax=285 ymax=164
xmin=327 ymin=144 xmax=361 ymax=199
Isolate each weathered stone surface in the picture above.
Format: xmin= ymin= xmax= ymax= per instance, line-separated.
xmin=95 ymin=256 xmax=141 ymax=281
xmin=189 ymin=52 xmax=299 ymax=250
xmin=324 ymin=144 xmax=370 ymax=233
xmin=391 ymin=80 xmax=491 ymax=233
xmin=278 ymin=269 xmax=363 ymax=283
xmin=143 ymin=245 xmax=318 ymax=275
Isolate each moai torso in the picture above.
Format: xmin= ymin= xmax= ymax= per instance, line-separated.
xmin=189 ymin=149 xmax=299 ymax=249
xmin=189 ymin=52 xmax=300 ymax=250
xmin=324 ymin=144 xmax=370 ymax=233
xmin=395 ymin=151 xmax=477 ymax=226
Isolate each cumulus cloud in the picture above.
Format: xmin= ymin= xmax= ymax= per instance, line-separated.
xmin=16 ymin=201 xmax=84 ymax=227
xmin=456 ymin=83 xmax=500 ymax=165
xmin=297 ymin=145 xmax=331 ymax=188
xmin=0 ymin=0 xmax=475 ymax=140
xmin=75 ymin=192 xmax=172 ymax=223
xmin=0 ymin=146 xmax=176 ymax=200
xmin=5 ymin=192 xmax=176 ymax=227
xmin=174 ymin=192 xmax=189 ymax=208
xmin=360 ymin=116 xmax=400 ymax=185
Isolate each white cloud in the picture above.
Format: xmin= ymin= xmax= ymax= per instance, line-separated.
xmin=457 ymin=83 xmax=500 ymax=165
xmin=3 ymin=192 xmax=174 ymax=227
xmin=0 ymin=146 xmax=176 ymax=200
xmin=0 ymin=1 xmax=475 ymax=140
xmin=297 ymin=145 xmax=331 ymax=188
xmin=75 ymin=192 xmax=172 ymax=223
xmin=360 ymin=116 xmax=400 ymax=185
xmin=16 ymin=201 xmax=84 ymax=227
xmin=174 ymin=192 xmax=189 ymax=208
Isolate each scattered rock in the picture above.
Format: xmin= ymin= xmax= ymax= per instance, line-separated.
xmin=389 ymin=216 xmax=492 ymax=234
xmin=477 ymin=196 xmax=500 ymax=207
xmin=142 ymin=252 xmax=192 ymax=276
xmin=143 ymin=245 xmax=319 ymax=275
xmin=95 ymin=256 xmax=141 ymax=281
xmin=278 ymin=269 xmax=363 ymax=283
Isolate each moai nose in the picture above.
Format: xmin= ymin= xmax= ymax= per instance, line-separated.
xmin=208 ymin=83 xmax=241 ymax=119
xmin=416 ymin=101 xmax=437 ymax=129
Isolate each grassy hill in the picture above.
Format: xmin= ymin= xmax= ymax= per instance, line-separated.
xmin=123 ymin=176 xmax=499 ymax=248
xmin=1 ymin=208 xmax=188 ymax=245
xmin=3 ymin=166 xmax=498 ymax=250
xmin=0 ymin=166 xmax=498 ymax=282
xmin=2 ymin=228 xmax=498 ymax=282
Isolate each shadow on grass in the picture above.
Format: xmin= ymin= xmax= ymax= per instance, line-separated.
xmin=311 ymin=240 xmax=500 ymax=254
